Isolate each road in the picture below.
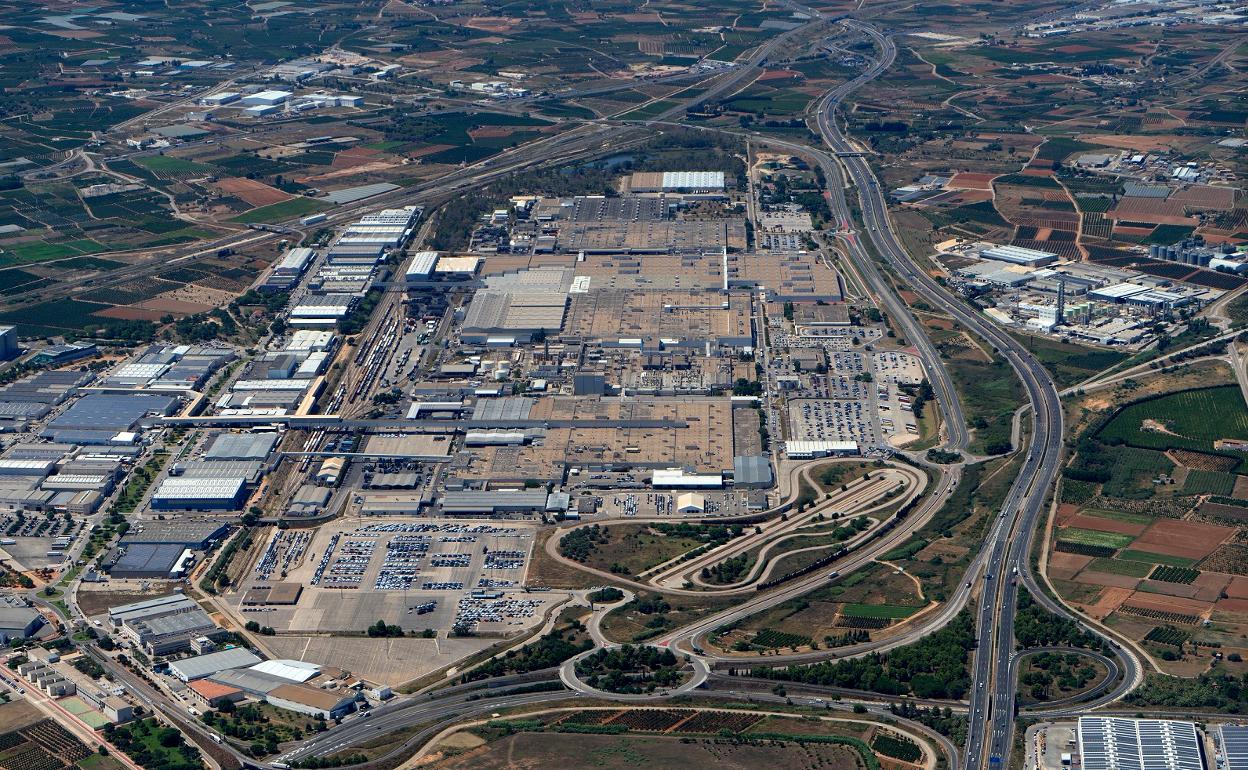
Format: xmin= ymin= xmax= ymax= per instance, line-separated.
xmin=795 ymin=15 xmax=1143 ymax=769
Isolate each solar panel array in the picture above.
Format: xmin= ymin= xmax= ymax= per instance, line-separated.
xmin=1078 ymin=717 xmax=1203 ymax=770
xmin=1221 ymin=725 xmax=1248 ymax=770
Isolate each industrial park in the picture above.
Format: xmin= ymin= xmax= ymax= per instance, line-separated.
xmin=0 ymin=0 xmax=1245 ymax=770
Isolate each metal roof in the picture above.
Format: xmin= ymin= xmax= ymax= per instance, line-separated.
xmin=1221 ymin=725 xmax=1248 ymax=770
xmin=734 ymin=455 xmax=773 ymax=485
xmin=661 ymin=171 xmax=725 ymax=190
xmin=109 ymin=544 xmax=186 ymax=576
xmin=250 ymin=659 xmax=320 ymax=683
xmin=151 ymin=476 xmax=246 ymax=501
xmin=1078 ymin=717 xmax=1202 ymax=770
xmin=170 ymin=647 xmax=261 ymax=680
xmin=204 ymin=432 xmax=278 ymax=460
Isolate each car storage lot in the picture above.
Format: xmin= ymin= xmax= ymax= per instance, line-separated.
xmin=228 ymin=517 xmax=548 ymax=634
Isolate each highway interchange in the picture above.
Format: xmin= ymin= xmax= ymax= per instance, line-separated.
xmin=30 ymin=8 xmax=1159 ymax=770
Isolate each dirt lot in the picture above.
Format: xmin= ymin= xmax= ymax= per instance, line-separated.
xmin=216 ymin=177 xmax=291 ymax=208
xmin=1065 ymin=513 xmax=1148 ymax=536
xmin=1132 ymin=519 xmax=1234 ymax=560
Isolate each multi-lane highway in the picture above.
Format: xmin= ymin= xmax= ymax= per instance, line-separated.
xmin=798 ymin=16 xmax=1143 ymax=770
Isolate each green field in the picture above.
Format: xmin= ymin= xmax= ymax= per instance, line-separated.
xmin=228 ymin=197 xmax=327 ymax=223
xmin=1102 ymin=447 xmax=1174 ymax=499
xmin=1058 ymin=528 xmax=1136 ymax=550
xmin=0 ymin=238 xmax=105 ymax=266
xmin=1080 ymin=509 xmax=1153 ymax=526
xmin=1010 ymin=333 xmax=1128 ymax=388
xmin=1099 ymin=386 xmax=1248 ymax=453
xmin=1181 ymin=469 xmax=1237 ymax=496
xmin=133 ymin=155 xmax=215 ymax=174
xmin=1118 ymin=550 xmax=1197 ymax=568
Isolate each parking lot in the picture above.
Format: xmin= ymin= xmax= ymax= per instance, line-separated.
xmin=593 ymin=490 xmax=753 ymax=519
xmin=230 ymin=518 xmax=548 ymax=634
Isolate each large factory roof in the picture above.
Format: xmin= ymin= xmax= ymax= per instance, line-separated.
xmin=1078 ymin=717 xmax=1202 ymax=770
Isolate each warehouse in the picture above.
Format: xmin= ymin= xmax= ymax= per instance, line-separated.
xmin=150 ymin=477 xmax=248 ymax=510
xmin=105 ymin=543 xmax=188 ymax=579
xmin=785 ymin=440 xmax=860 ymax=459
xmin=112 ymin=597 xmax=226 ymax=655
xmin=404 ymin=251 xmax=440 ymax=283
xmin=207 ymin=668 xmax=291 ymax=697
xmin=733 ymin=455 xmax=774 ymax=488
xmin=204 ymin=432 xmax=279 ymax=461
xmin=266 ymin=683 xmax=356 ymax=720
xmin=652 ymin=468 xmax=724 ymax=488
xmin=241 ymin=89 xmax=292 ymax=106
xmin=43 ymin=393 xmax=178 ymax=444
xmin=628 ymin=171 xmax=726 ymax=193
xmin=0 ymin=604 xmax=44 ymax=643
xmin=979 ymin=244 xmax=1058 ymax=266
xmin=1220 ymin=725 xmax=1248 ymax=770
xmin=1078 ymin=716 xmax=1203 ymax=770
xmin=440 ymin=489 xmax=549 ymax=515
xmin=168 ymin=647 xmax=262 ymax=682
xmin=187 ymin=680 xmax=245 ymax=709
xmin=251 ymin=659 xmax=321 ymax=683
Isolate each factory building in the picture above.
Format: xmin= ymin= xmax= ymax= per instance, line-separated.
xmin=978 ymin=244 xmax=1058 ymax=267
xmin=733 ymin=455 xmax=774 ymax=488
xmin=150 ymin=477 xmax=248 ymax=511
xmin=439 ymin=489 xmax=550 ymax=515
xmin=1077 ymin=716 xmax=1203 ymax=770
xmin=785 ymin=440 xmax=860 ymax=459
xmin=628 ymin=171 xmax=726 ymax=193
xmin=0 ymin=601 xmax=44 ymax=643
xmin=241 ymin=90 xmax=292 ymax=106
xmin=109 ymin=595 xmax=225 ymax=655
xmin=169 ymin=648 xmax=262 ymax=682
xmin=651 ymin=468 xmax=724 ymax=489
xmin=266 ymin=684 xmax=356 ymax=720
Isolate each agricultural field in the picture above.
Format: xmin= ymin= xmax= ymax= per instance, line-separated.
xmin=426 ymin=708 xmax=904 ymax=770
xmin=1051 ymin=379 xmax=1248 ymax=674
xmin=1098 ymin=387 xmax=1248 ymax=453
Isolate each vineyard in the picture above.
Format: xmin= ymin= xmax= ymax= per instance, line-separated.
xmin=1055 ymin=541 xmax=1117 ymax=558
xmin=0 ymin=720 xmax=91 ymax=770
xmin=1120 ymin=605 xmax=1202 ymax=625
xmin=753 ymin=629 xmax=813 ymax=649
xmin=835 ymin=615 xmax=892 ymax=629
xmin=1099 ymin=387 xmax=1248 ymax=453
xmin=1143 ymin=626 xmax=1189 ymax=647
xmin=1148 ymin=565 xmax=1200 ymax=584
xmin=1057 ymin=528 xmax=1135 ymax=550
xmin=1181 ymin=470 xmax=1236 ymax=496
xmin=1170 ymin=450 xmax=1239 ymax=472
xmin=871 ymin=733 xmax=923 ymax=762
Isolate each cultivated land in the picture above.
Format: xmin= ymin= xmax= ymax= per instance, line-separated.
xmin=3 ymin=1 xmax=1248 ymax=770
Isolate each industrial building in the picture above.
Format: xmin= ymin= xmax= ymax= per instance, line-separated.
xmin=1078 ymin=716 xmax=1203 ymax=770
xmin=241 ymin=89 xmax=292 ymax=106
xmin=150 ymin=476 xmax=248 ymax=511
xmin=109 ymin=594 xmax=226 ymax=655
xmin=1219 ymin=725 xmax=1248 ymax=770
xmin=266 ymin=683 xmax=356 ymax=720
xmin=43 ymin=392 xmax=178 ymax=445
xmin=0 ymin=602 xmax=44 ymax=643
xmin=785 ymin=440 xmax=860 ymax=459
xmin=628 ymin=171 xmax=726 ymax=193
xmin=104 ymin=543 xmax=192 ymax=579
xmin=205 ymin=432 xmax=279 ymax=461
xmin=733 ymin=455 xmax=774 ymax=488
xmin=168 ymin=647 xmax=262 ymax=682
xmin=439 ymin=489 xmax=550 ymax=515
xmin=979 ymin=244 xmax=1058 ymax=267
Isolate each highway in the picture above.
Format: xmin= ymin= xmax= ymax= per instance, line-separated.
xmin=796 ymin=15 xmax=1143 ymax=770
